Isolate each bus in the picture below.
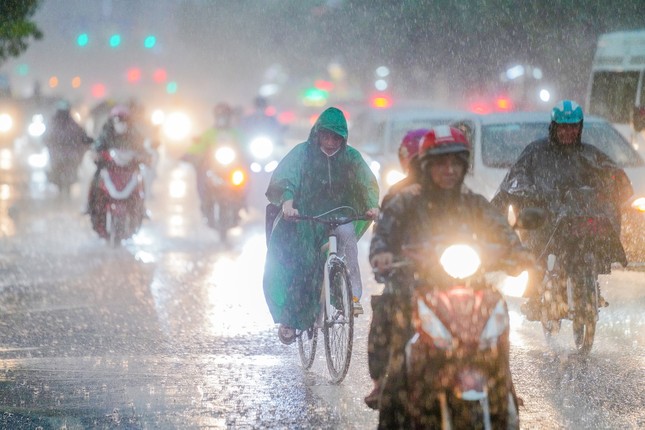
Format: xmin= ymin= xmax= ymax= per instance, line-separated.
xmin=586 ymin=29 xmax=645 ymax=149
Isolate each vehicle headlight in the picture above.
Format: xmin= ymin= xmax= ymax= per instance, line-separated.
xmin=632 ymin=197 xmax=645 ymax=212
xmin=369 ymin=160 xmax=381 ymax=177
xmin=479 ymin=300 xmax=509 ymax=350
xmin=162 ymin=111 xmax=192 ymax=141
xmin=439 ymin=244 xmax=481 ymax=279
xmin=0 ymin=113 xmax=13 ymax=133
xmin=385 ymin=168 xmax=405 ymax=186
xmin=499 ymin=270 xmax=529 ymax=298
xmin=416 ymin=298 xmax=453 ymax=349
xmin=249 ymin=136 xmax=274 ymax=160
xmin=28 ymin=114 xmax=46 ymax=137
xmin=215 ymin=146 xmax=236 ymax=165
xmin=230 ymin=168 xmax=246 ymax=186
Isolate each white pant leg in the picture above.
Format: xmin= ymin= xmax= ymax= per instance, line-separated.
xmin=334 ymin=223 xmax=362 ymax=299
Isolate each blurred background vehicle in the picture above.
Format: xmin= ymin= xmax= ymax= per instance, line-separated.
xmin=586 ymin=29 xmax=645 ymax=151
xmin=348 ymin=103 xmax=468 ymax=193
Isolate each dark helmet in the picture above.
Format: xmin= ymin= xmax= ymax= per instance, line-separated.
xmin=398 ymin=128 xmax=429 ymax=173
xmin=254 ymin=96 xmax=268 ymax=110
xmin=214 ymin=103 xmax=233 ymax=118
xmin=551 ymin=100 xmax=583 ymax=124
xmin=419 ymin=125 xmax=470 ymax=161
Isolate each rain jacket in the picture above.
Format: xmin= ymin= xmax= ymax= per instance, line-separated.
xmin=370 ymin=184 xmax=526 ymax=429
xmin=263 ymin=107 xmax=379 ymax=330
xmin=491 ymin=134 xmax=633 ymax=265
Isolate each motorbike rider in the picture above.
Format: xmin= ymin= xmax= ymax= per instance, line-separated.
xmin=43 ymin=100 xmax=93 ymax=194
xmin=370 ymin=125 xmax=531 ymax=428
xmin=239 ymin=96 xmax=285 ymax=147
xmin=263 ymin=106 xmax=379 ymax=345
xmin=184 ymin=102 xmax=244 ymax=222
xmin=491 ymin=100 xmax=633 ymax=319
xmin=86 ymin=105 xmax=148 ymax=233
xmin=365 ymin=128 xmax=427 ymax=409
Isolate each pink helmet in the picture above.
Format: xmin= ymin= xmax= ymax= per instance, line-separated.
xmin=398 ymin=128 xmax=429 ymax=172
xmin=110 ymin=105 xmax=131 ymax=120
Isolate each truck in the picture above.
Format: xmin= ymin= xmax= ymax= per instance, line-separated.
xmin=586 ymin=29 xmax=645 ymax=151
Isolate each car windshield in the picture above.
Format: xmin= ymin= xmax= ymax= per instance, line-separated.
xmin=481 ymin=121 xmax=644 ymax=168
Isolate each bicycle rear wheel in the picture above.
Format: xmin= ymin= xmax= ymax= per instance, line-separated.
xmin=297 ymin=326 xmax=318 ymax=369
xmin=323 ymin=263 xmax=354 ymax=383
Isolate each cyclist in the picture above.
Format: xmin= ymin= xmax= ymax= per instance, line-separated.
xmin=263 ymin=106 xmax=379 ymax=345
xmin=491 ymin=100 xmax=632 ymax=319
xmin=369 ymin=125 xmax=530 ymax=427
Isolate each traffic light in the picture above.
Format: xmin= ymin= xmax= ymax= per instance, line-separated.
xmin=77 ymin=33 xmax=89 ymax=47
xmin=127 ymin=68 xmax=141 ymax=83
xmin=144 ymin=35 xmax=156 ymax=49
xmin=109 ymin=34 xmax=121 ymax=48
xmin=152 ymin=68 xmax=167 ymax=83
xmin=166 ymin=81 xmax=178 ymax=94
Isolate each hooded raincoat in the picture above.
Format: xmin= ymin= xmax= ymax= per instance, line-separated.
xmin=263 ymin=107 xmax=379 ymax=330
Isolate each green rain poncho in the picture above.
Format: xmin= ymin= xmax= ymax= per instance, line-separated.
xmin=263 ymin=107 xmax=379 ymax=330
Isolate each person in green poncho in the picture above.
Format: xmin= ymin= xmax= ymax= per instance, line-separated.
xmin=263 ymin=107 xmax=380 ymax=345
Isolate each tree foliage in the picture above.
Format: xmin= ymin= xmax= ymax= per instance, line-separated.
xmin=0 ymin=0 xmax=43 ymax=66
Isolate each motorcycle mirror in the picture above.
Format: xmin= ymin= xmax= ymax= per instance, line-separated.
xmin=513 ymin=207 xmax=547 ymax=230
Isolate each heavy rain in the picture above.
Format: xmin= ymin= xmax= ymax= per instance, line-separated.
xmin=1 ymin=1 xmax=644 ymax=429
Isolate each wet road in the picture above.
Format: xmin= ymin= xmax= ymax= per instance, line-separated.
xmin=0 ymin=147 xmax=644 ymax=429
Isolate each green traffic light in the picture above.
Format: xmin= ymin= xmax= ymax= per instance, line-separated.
xmin=77 ymin=33 xmax=89 ymax=47
xmin=144 ymin=35 xmax=156 ymax=49
xmin=166 ymin=82 xmax=177 ymax=94
xmin=109 ymin=34 xmax=121 ymax=48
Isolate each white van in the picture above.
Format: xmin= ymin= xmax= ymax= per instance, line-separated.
xmin=586 ymin=29 xmax=645 ymax=151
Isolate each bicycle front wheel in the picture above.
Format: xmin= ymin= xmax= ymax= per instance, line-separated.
xmin=323 ymin=263 xmax=354 ymax=383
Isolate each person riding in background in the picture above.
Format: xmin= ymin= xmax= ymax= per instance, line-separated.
xmin=240 ymin=96 xmax=284 ymax=146
xmin=364 ymin=127 xmax=427 ymax=409
xmin=86 ymin=105 xmax=149 ymax=229
xmin=491 ymin=100 xmax=633 ymax=319
xmin=184 ymin=102 xmax=244 ymax=221
xmin=43 ymin=100 xmax=93 ymax=194
xmin=263 ymin=106 xmax=379 ymax=345
xmin=369 ymin=125 xmax=530 ymax=427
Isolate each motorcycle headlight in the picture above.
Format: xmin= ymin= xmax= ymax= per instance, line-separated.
xmin=215 ymin=147 xmax=236 ymax=165
xmin=439 ymin=245 xmax=481 ymax=279
xmin=479 ymin=299 xmax=509 ymax=350
xmin=499 ymin=270 xmax=529 ymax=298
xmin=416 ymin=298 xmax=453 ymax=349
xmin=231 ymin=168 xmax=245 ymax=186
xmin=385 ymin=168 xmax=405 ymax=186
xmin=632 ymin=197 xmax=645 ymax=212
xmin=162 ymin=111 xmax=192 ymax=141
xmin=28 ymin=114 xmax=46 ymax=137
xmin=249 ymin=136 xmax=274 ymax=160
xmin=0 ymin=113 xmax=13 ymax=133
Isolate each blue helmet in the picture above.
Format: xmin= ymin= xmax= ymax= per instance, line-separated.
xmin=551 ymin=100 xmax=583 ymax=124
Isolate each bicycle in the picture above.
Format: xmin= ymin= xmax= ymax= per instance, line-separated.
xmin=292 ymin=207 xmax=369 ymax=384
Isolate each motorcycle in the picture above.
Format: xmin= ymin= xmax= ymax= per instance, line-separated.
xmin=202 ymin=145 xmax=248 ymax=242
xmin=385 ymin=209 xmax=543 ymax=429
xmin=536 ymin=187 xmax=619 ymax=354
xmin=89 ymin=148 xmax=147 ymax=247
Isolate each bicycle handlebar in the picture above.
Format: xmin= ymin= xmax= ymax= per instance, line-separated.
xmin=292 ymin=214 xmax=371 ymax=227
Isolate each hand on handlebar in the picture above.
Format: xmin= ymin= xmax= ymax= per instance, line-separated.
xmin=371 ymin=252 xmax=394 ymax=274
xmin=282 ymin=199 xmax=299 ymax=220
xmin=365 ymin=207 xmax=379 ymax=220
